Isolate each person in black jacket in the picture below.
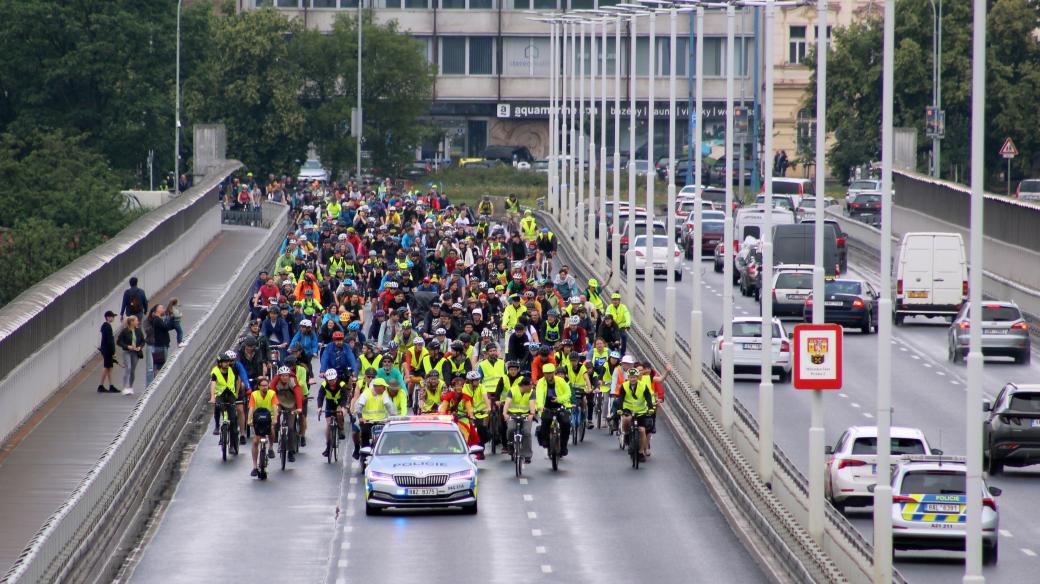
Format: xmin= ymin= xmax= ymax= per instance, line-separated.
xmin=146 ymin=304 xmax=174 ymax=383
xmin=98 ymin=311 xmax=119 ymax=393
xmin=120 ymin=276 xmax=148 ymax=323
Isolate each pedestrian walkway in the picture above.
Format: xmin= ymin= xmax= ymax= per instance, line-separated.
xmin=0 ymin=225 xmax=269 ymax=574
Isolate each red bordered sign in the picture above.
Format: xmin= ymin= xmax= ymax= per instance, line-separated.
xmin=793 ymin=324 xmax=843 ymax=390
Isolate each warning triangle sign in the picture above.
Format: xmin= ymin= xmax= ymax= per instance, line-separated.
xmin=1000 ymin=137 xmax=1018 ymax=158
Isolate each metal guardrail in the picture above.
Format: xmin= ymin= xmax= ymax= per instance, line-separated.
xmin=221 ymin=207 xmax=265 ymax=227
xmin=1 ymin=204 xmax=289 ymax=584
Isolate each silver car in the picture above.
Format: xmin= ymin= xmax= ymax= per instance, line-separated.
xmin=948 ymin=301 xmax=1031 ymax=364
xmin=363 ymin=416 xmax=482 ymax=515
xmin=888 ymin=456 xmax=1001 ymax=564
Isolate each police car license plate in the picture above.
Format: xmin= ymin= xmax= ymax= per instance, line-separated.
xmin=925 ymin=503 xmax=961 ymax=513
xmin=407 ymin=488 xmax=439 ymax=496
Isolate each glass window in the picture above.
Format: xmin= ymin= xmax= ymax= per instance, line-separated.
xmin=796 ymin=108 xmax=815 ymax=156
xmin=256 ymin=0 xmax=274 ymax=5
xmin=899 ymin=470 xmax=965 ymax=495
xmin=469 ymin=37 xmax=494 ymax=75
xmin=376 ymin=430 xmax=466 ymax=455
xmin=442 ymin=0 xmax=466 ymax=7
xmin=470 ymin=0 xmax=493 ymax=7
xmin=980 ymin=305 xmax=1023 ymax=322
xmin=703 ymin=38 xmax=722 ymax=77
xmin=789 ymin=25 xmax=807 ymax=64
xmin=441 ymin=37 xmax=467 ymax=74
xmin=1009 ymin=392 xmax=1040 ymax=413
xmin=657 ymin=37 xmax=688 ymax=76
xmin=384 ymin=0 xmax=402 ymax=6
xmin=570 ymin=0 xmax=594 ymax=8
xmin=534 ymin=0 xmax=556 ymax=7
xmin=341 ymin=0 xmax=358 ymax=6
xmin=310 ymin=0 xmax=336 ymax=6
xmin=850 ymin=437 xmax=928 ymax=456
xmin=276 ymin=0 xmax=298 ymax=7
xmin=406 ymin=0 xmax=429 ymax=6
xmin=635 ymin=37 xmax=649 ymax=76
xmin=503 ymin=37 xmax=550 ymax=76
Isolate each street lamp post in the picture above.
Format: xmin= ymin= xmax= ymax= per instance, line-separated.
xmin=691 ymin=3 xmax=705 ymax=388
xmin=599 ymin=8 xmax=625 ymax=288
xmin=643 ymin=8 xmax=657 ymax=323
xmin=570 ymin=22 xmax=579 ymax=236
xmin=600 ymin=17 xmax=610 ymax=273
xmin=174 ymin=0 xmax=182 ymax=196
xmin=722 ymin=1 xmax=736 ymax=433
xmin=627 ymin=8 xmax=638 ymax=298
xmin=578 ymin=21 xmax=587 ymax=255
xmin=757 ymin=0 xmax=776 ymax=486
xmin=666 ymin=3 xmax=679 ymax=359
xmin=929 ymin=0 xmax=942 ymax=178
xmin=357 ymin=0 xmax=363 ymax=180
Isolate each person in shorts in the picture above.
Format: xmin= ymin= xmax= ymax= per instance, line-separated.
xmin=248 ymin=376 xmax=277 ymax=477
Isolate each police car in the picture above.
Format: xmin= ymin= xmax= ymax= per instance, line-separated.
xmin=888 ymin=455 xmax=1001 ymax=564
xmin=363 ymin=416 xmax=482 ymax=516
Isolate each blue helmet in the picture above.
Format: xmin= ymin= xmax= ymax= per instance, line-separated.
xmin=348 ymin=321 xmax=362 ymax=331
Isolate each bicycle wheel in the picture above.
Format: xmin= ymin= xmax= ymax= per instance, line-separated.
xmin=570 ymin=409 xmax=578 ymax=446
xmin=550 ymin=425 xmax=560 ymax=472
xmin=629 ymin=426 xmax=640 ymax=469
xmin=595 ymin=396 xmax=603 ymax=429
xmin=220 ymin=423 xmax=228 ymax=462
xmin=230 ymin=425 xmax=239 ymax=456
xmin=515 ymin=436 xmax=523 ymax=478
xmin=579 ymin=402 xmax=587 ymax=443
xmin=259 ymin=445 xmax=268 ymax=480
xmin=280 ymin=429 xmax=288 ymax=471
xmin=490 ymin=419 xmax=498 ymax=455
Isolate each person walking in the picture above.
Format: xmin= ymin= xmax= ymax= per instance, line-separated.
xmin=120 ymin=276 xmax=148 ymax=323
xmin=98 ymin=310 xmax=119 ymax=393
xmin=146 ymin=304 xmax=173 ymax=383
xmin=117 ymin=316 xmax=143 ymax=395
xmin=168 ymin=297 xmax=186 ymax=348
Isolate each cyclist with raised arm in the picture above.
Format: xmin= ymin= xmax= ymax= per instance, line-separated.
xmin=248 ymin=377 xmax=277 ymax=477
xmin=210 ymin=351 xmax=246 ymax=445
xmin=535 ymin=363 xmax=572 ymax=457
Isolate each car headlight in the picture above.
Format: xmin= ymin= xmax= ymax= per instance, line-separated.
xmin=368 ymin=470 xmax=394 ymax=482
xmin=449 ymin=468 xmax=475 ymax=480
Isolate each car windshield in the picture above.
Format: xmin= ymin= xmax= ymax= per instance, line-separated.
xmin=798 ymin=198 xmax=816 ymax=209
xmin=776 ymin=272 xmax=812 ymax=289
xmin=630 ymin=223 xmax=665 ymax=237
xmin=851 ymin=437 xmax=927 ymax=456
xmin=375 ymin=429 xmax=466 ymax=455
xmin=756 ymin=196 xmax=794 ymax=211
xmin=302 ymin=160 xmax=321 ymax=169
xmin=899 ymin=470 xmax=966 ymax=495
xmin=1020 ymin=180 xmax=1040 ymax=191
xmin=825 ymin=280 xmax=863 ymax=295
xmin=633 ymin=235 xmax=671 ymax=248
xmin=980 ymin=305 xmax=1022 ymax=322
xmin=731 ymin=322 xmax=783 ymax=338
xmin=1008 ymin=392 xmax=1040 ymax=412
xmin=772 ymin=182 xmax=801 ymax=195
xmin=702 ymin=221 xmax=724 ymax=234
xmin=850 ymin=180 xmax=878 ymax=190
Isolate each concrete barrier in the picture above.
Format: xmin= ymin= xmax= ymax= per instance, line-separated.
xmin=0 ymin=160 xmax=240 ymax=446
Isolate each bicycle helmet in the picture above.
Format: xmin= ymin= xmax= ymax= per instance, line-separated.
xmin=224 ymin=350 xmax=238 ymax=361
xmin=609 ymin=350 xmax=622 ymax=360
xmin=324 ymin=369 xmax=338 ymax=380
xmin=569 ymin=296 xmax=581 ymax=305
xmin=276 ymin=366 xmax=292 ymax=376
xmin=332 ymin=331 xmax=345 ymax=340
xmin=568 ymin=315 xmax=581 ymax=326
xmin=412 ymin=336 xmax=425 ymax=345
xmin=561 ymin=339 xmax=573 ymax=346
xmin=427 ymin=370 xmax=441 ymax=378
xmin=569 ymin=351 xmax=582 ymax=360
xmin=538 ymin=345 xmax=551 ymax=356
xmin=348 ymin=321 xmax=361 ymax=331
xmin=451 ymin=341 xmax=465 ymax=352
xmin=435 ymin=327 xmax=447 ymax=336
xmin=481 ymin=328 xmax=494 ymax=338
xmin=465 ymin=370 xmax=481 ymax=381
xmin=217 ymin=353 xmax=231 ymax=363
xmin=507 ymin=360 xmax=521 ymax=369
xmin=299 ymin=319 xmax=313 ymax=328
xmin=547 ymin=309 xmax=560 ymax=318
xmin=387 ymin=341 xmax=399 ymax=349
xmin=451 ymin=302 xmax=463 ymax=310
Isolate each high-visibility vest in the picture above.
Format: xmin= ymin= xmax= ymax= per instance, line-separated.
xmin=252 ymin=389 xmax=276 ymax=412
xmin=478 ymin=358 xmax=505 ymax=395
xmin=361 ymin=388 xmax=390 ymax=421
xmin=587 ymin=288 xmax=605 ymax=312
xmin=535 ymin=376 xmax=571 ymax=409
xmin=407 ymin=346 xmax=429 ymax=371
xmin=447 ymin=357 xmax=469 ymax=378
xmin=212 ymin=366 xmax=237 ymax=397
xmin=323 ymin=380 xmax=347 ymax=403
xmin=505 ymin=198 xmax=519 ymax=212
xmin=389 ymin=390 xmax=408 ymax=416
xmin=506 ymin=382 xmax=535 ymax=415
xmin=566 ymin=361 xmax=588 ymax=390
xmin=543 ymin=320 xmax=561 ymax=343
xmin=423 ymin=381 xmax=446 ymax=413
xmin=466 ymin=384 xmax=488 ymax=418
xmin=621 ymin=381 xmax=653 ymax=415
xmin=359 ymin=354 xmax=382 ymax=376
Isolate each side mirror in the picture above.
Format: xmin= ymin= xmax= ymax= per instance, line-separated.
xmin=359 ymin=446 xmax=372 ymax=456
xmin=468 ymin=445 xmax=485 ymax=455
xmin=706 ymin=330 xmax=718 ymax=338
xmin=988 ymin=486 xmax=1002 ymax=497
xmin=824 ymin=445 xmax=833 ymax=455
xmin=982 ymin=400 xmax=992 ymax=412
xmin=932 ymin=449 xmax=943 ymax=455
xmin=866 ymin=484 xmax=877 ymax=493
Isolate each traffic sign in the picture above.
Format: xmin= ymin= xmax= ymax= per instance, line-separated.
xmin=793 ymin=324 xmax=843 ymax=390
xmin=1000 ymin=137 xmax=1018 ymax=159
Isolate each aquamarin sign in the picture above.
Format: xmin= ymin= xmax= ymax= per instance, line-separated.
xmin=498 ymin=102 xmax=733 ymax=120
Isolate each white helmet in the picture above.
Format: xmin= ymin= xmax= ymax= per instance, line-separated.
xmin=277 ymin=366 xmax=292 ymax=376
xmin=300 ymin=319 xmax=313 ymax=328
xmin=568 ymin=315 xmax=581 ymax=326
xmin=466 ymin=371 xmax=481 ymax=381
xmin=324 ymin=369 xmax=338 ymax=380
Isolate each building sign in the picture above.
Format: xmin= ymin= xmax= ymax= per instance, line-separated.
xmin=793 ymin=324 xmax=843 ymax=390
xmin=493 ymin=101 xmax=738 ymax=121
xmin=502 ymin=37 xmax=550 ymax=77
xmin=496 ymin=104 xmax=511 ymax=119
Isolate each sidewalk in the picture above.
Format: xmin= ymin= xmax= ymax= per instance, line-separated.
xmin=0 ymin=225 xmax=269 ymax=573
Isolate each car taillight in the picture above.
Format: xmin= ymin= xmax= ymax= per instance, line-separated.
xmin=621 ymin=236 xmax=628 ymax=245
xmin=748 ymin=264 xmax=757 ymax=277
xmin=958 ymin=321 xmax=970 ymax=329
xmin=780 ymin=340 xmax=790 ymax=352
xmin=892 ymin=495 xmax=917 ymax=504
xmin=733 ymin=239 xmax=739 ymax=251
xmin=897 ymin=279 xmax=903 ymax=295
xmin=1012 ymin=322 xmax=1029 ymax=330
xmin=837 ymin=458 xmax=868 ymax=470
xmin=674 ymin=249 xmax=680 ymax=257
xmin=850 ymin=203 xmax=860 ymax=208
xmin=635 ymin=250 xmax=644 ymax=257
xmin=962 ymin=281 xmax=969 ymax=296
xmin=852 ymin=298 xmax=865 ymax=308
xmin=983 ymin=498 xmax=998 ymax=511
xmin=836 ymin=236 xmax=846 ymax=247
xmin=805 ymin=297 xmax=814 ymax=307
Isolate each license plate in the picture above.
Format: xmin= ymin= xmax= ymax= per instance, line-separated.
xmin=787 ymin=293 xmax=806 ymax=299
xmin=907 ymin=291 xmax=928 ymax=298
xmin=742 ymin=343 xmax=762 ymax=350
xmin=983 ymin=328 xmax=1006 ymax=334
xmin=406 ymin=488 xmax=439 ymax=496
xmin=925 ymin=503 xmax=961 ymax=513
xmin=1032 ymin=419 xmax=1040 ymax=427
xmin=824 ymin=301 xmax=843 ymax=307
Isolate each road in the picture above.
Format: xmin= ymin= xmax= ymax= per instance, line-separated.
xmin=639 ymin=243 xmax=1040 ymax=583
xmin=127 ymin=400 xmax=767 ymax=583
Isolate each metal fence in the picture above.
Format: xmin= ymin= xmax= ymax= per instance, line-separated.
xmin=0 ymin=203 xmax=289 ymax=584
xmin=221 ymin=207 xmax=264 ymax=227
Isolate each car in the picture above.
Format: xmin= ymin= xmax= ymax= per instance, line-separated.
xmin=798 ymin=219 xmax=848 ymax=273
xmin=795 ymin=196 xmax=839 ymax=221
xmin=769 ymin=266 xmax=814 ymax=316
xmin=984 ymin=383 xmax=1040 ymax=474
xmin=483 ymin=145 xmax=534 ymax=165
xmin=846 ymin=178 xmax=881 ymax=208
xmin=711 ymin=158 xmax=754 ymax=185
xmin=825 ymin=426 xmax=938 ymax=514
xmin=772 ymin=223 xmax=840 ymax=276
xmin=626 ymin=159 xmax=653 ymax=177
xmin=626 ymin=234 xmax=682 ymax=280
xmin=707 ymin=317 xmax=792 ymax=382
xmin=678 ymin=185 xmax=735 ymax=214
xmin=888 ymin=455 xmax=1000 ymax=565
xmin=947 ymin=301 xmax=1031 ymax=364
xmin=848 ymin=191 xmax=882 ymax=222
xmin=769 ymin=177 xmax=814 ymax=206
xmin=895 ymin=232 xmax=967 ymax=325
xmin=297 ymin=159 xmax=330 ymax=183
xmin=363 ymin=415 xmax=481 ymax=515
xmin=754 ymin=194 xmax=798 ymax=215
xmin=681 ymin=209 xmax=726 ymax=244
xmin=684 ymin=218 xmax=725 ymax=260
xmin=532 ymin=159 xmax=549 ymax=173
xmin=738 ymin=249 xmax=763 ymax=300
xmin=735 ymin=204 xmax=795 ymax=242
xmin=803 ymin=278 xmax=879 ymax=333
xmin=1015 ymin=178 xmax=1040 ymax=201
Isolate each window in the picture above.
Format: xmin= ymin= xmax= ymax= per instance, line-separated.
xmin=406 ymin=0 xmax=430 ymax=7
xmin=796 ymin=108 xmax=815 ymax=156
xmin=703 ymin=38 xmax=723 ymax=77
xmin=440 ymin=37 xmax=495 ymax=75
xmin=310 ymin=0 xmax=336 ymax=6
xmin=415 ymin=36 xmax=434 ymax=63
xmin=441 ymin=0 xmax=493 ymax=6
xmin=570 ymin=0 xmax=594 ymax=8
xmin=789 ymin=25 xmax=807 ymax=64
xmin=441 ymin=37 xmax=467 ymax=74
xmin=276 ymin=0 xmax=298 ymax=7
xmin=384 ymin=0 xmax=401 ymax=6
xmin=469 ymin=37 xmax=494 ymax=75
xmin=502 ymin=37 xmax=550 ymax=76
xmin=510 ymin=0 xmax=556 ymax=8
xmin=657 ymin=37 xmax=688 ymax=76
xmin=470 ymin=0 xmax=493 ymax=7
xmin=635 ymin=37 xmax=649 ymax=76
xmin=441 ymin=0 xmax=466 ymax=7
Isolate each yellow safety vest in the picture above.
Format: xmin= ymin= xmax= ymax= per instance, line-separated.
xmin=535 ymin=376 xmax=572 ymax=409
xmin=252 ymin=388 xmax=276 ymax=412
xmin=622 ymin=380 xmax=653 ymax=415
xmin=212 ymin=366 xmax=237 ymax=397
xmin=389 ymin=390 xmax=408 ymax=416
xmin=423 ymin=381 xmax=446 ymax=413
xmin=566 ymin=361 xmax=588 ymax=390
xmin=466 ymin=384 xmax=488 ymax=418
xmin=606 ymin=303 xmax=632 ymax=328
xmin=359 ymin=353 xmax=382 ymax=375
xmin=478 ymin=358 xmax=505 ymax=395
xmin=507 ymin=383 xmax=535 ymax=415
xmin=587 ymin=288 xmax=605 ymax=312
xmin=543 ymin=320 xmax=561 ymax=343
xmin=361 ymin=388 xmax=390 ymax=421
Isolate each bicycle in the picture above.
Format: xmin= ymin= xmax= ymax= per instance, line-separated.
xmin=509 ymin=414 xmax=527 ymax=478
xmin=218 ymin=400 xmax=241 ymax=461
xmin=569 ymin=398 xmax=584 ymax=446
xmin=327 ymin=411 xmax=340 ymax=464
xmin=547 ymin=410 xmax=562 ymax=472
xmin=488 ymin=400 xmax=504 ymax=455
xmin=591 ymin=389 xmax=605 ymax=430
xmin=622 ymin=412 xmax=642 ymax=470
xmin=277 ymin=406 xmax=297 ymax=471
xmin=257 ymin=435 xmax=270 ymax=480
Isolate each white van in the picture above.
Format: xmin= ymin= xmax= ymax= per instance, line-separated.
xmin=735 ymin=204 xmax=795 ymax=242
xmin=894 ymin=232 xmax=968 ymax=325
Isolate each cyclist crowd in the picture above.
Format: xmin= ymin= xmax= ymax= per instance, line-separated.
xmin=209 ymin=175 xmax=669 ymax=478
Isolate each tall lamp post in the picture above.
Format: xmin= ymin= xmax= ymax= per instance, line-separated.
xmin=929 ymin=0 xmax=942 ymax=178
xmin=174 ymin=0 xmax=182 ymax=196
xmin=356 ymin=0 xmax=364 ymax=180
xmin=601 ymin=7 xmax=628 ymax=288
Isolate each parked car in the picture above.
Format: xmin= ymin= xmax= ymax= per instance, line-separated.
xmin=1015 ymin=178 xmax=1040 ymax=202
xmin=984 ymin=383 xmax=1040 ymax=474
xmin=894 ymin=232 xmax=967 ymax=325
xmin=947 ymin=301 xmax=1031 ymax=364
xmin=711 ymin=158 xmax=754 ymax=185
xmin=532 ymin=159 xmax=549 ymax=173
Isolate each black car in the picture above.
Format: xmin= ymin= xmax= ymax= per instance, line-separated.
xmin=984 ymin=383 xmax=1040 ymax=474
xmin=847 ymin=193 xmax=882 ymax=222
xmin=738 ymin=251 xmax=763 ymax=300
xmin=802 ymin=278 xmax=879 ymax=333
xmin=798 ymin=219 xmax=848 ymax=274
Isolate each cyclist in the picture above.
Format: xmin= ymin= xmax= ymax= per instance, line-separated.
xmin=375 ymin=352 xmax=406 ymax=390
xmin=606 ymin=293 xmax=632 ymax=354
xmin=419 ymin=370 xmax=446 ymax=414
xmin=439 ymin=376 xmax=480 ymax=448
xmin=477 ymin=196 xmax=494 ymax=217
xmin=535 ymin=363 xmax=572 ymax=457
xmin=273 ymin=366 xmax=303 ymax=462
xmin=319 ymin=330 xmax=359 ymax=380
xmin=353 ymin=377 xmax=397 ymax=449
xmin=617 ymin=367 xmax=656 ymax=461
xmin=247 ymin=376 xmax=277 ymax=477
xmin=318 ymin=369 xmax=349 ymax=459
xmin=504 ymin=193 xmax=520 ymax=221
xmin=565 ymin=351 xmax=594 ymax=430
xmin=519 ymin=209 xmax=538 ymax=242
xmin=501 ymin=375 xmax=536 ymax=464
xmin=536 ymin=227 xmax=557 ymax=259
xmin=357 ymin=342 xmax=382 ymax=376
xmin=385 ymin=378 xmax=409 ymax=419
xmin=464 ymin=370 xmax=489 ymax=459
xmin=209 ymin=351 xmax=246 ymax=445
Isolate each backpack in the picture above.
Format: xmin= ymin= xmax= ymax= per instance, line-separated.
xmin=127 ymin=291 xmax=142 ymax=315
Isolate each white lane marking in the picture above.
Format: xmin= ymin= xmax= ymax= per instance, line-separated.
xmin=349 ymin=477 xmax=358 ymax=485
xmin=910 ymin=355 xmax=921 ymax=360
xmin=838 ymin=393 xmax=848 ymax=399
xmin=1022 ymin=548 xmax=1037 ymax=557
xmin=527 ymin=511 xmax=538 ymax=519
xmin=936 ymin=371 xmax=946 ymax=376
xmin=1000 ymin=529 xmax=1013 ymax=538
xmin=923 ymin=363 xmax=932 ymax=368
xmin=337 ymin=578 xmax=347 ymax=584
xmin=863 ymin=413 xmax=874 ymax=419
xmin=536 ymin=546 xmax=547 ymax=554
xmin=347 ymin=492 xmax=356 ymax=500
xmin=519 ymin=478 xmax=529 ymax=485
xmin=899 ymin=347 xmax=908 ymax=352
xmin=532 ymin=529 xmax=543 ymax=537
xmin=951 ymin=380 xmax=962 ymax=385
xmin=523 ymin=494 xmax=534 ymax=502
xmin=541 ymin=565 xmax=554 ymax=574
xmin=338 ymin=559 xmax=349 ymax=568
xmin=850 ymin=402 xmax=861 ymax=409
xmin=341 ymin=541 xmax=351 ymax=550
xmin=343 ymin=525 xmax=353 ymax=533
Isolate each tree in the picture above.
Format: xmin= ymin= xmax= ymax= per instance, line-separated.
xmin=184 ymin=8 xmax=309 ymax=177
xmin=804 ymin=0 xmax=1040 ymax=185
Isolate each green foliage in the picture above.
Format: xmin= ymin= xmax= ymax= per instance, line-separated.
xmin=805 ymin=0 xmax=1040 ymax=184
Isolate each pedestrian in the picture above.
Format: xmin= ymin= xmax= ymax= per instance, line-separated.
xmin=98 ymin=310 xmax=119 ymax=393
xmin=117 ymin=315 xmax=144 ymax=395
xmin=120 ymin=276 xmax=148 ymax=324
xmin=168 ymin=297 xmax=186 ymax=347
xmin=146 ymin=304 xmax=173 ymax=384
xmin=779 ymin=150 xmax=789 ymax=176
